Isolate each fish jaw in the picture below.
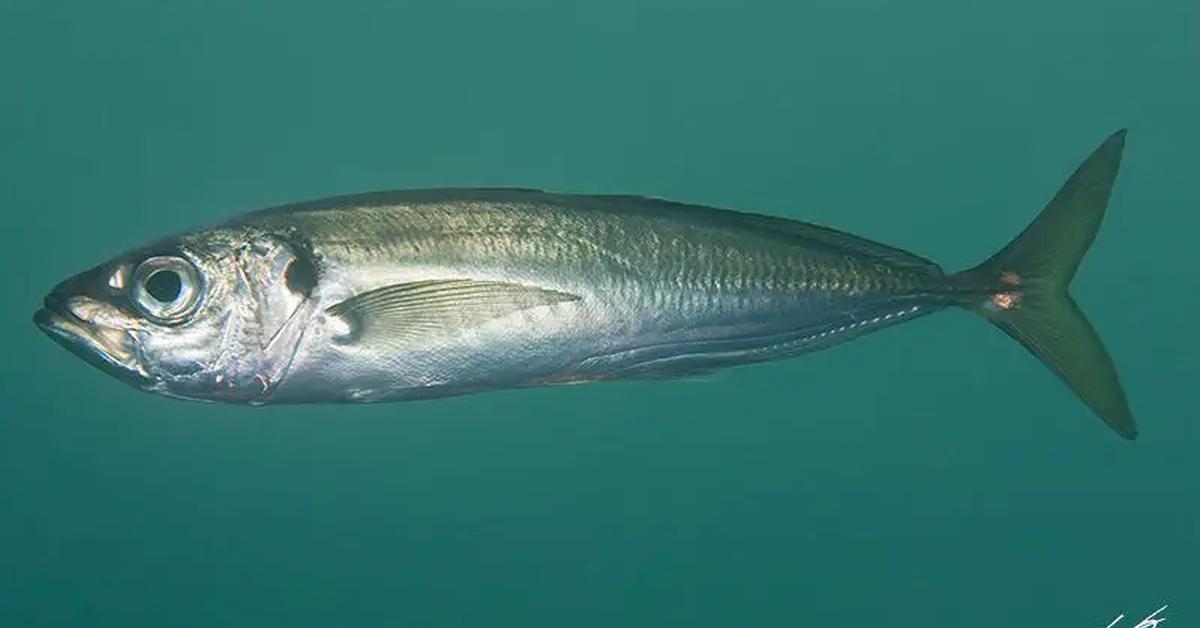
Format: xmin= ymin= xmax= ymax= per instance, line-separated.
xmin=33 ymin=296 xmax=152 ymax=390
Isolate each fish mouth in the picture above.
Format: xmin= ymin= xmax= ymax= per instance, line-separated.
xmin=33 ymin=300 xmax=150 ymax=388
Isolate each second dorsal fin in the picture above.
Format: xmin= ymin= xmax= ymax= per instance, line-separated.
xmin=591 ymin=194 xmax=943 ymax=275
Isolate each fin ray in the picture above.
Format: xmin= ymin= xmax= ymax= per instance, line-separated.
xmin=327 ymin=279 xmax=581 ymax=347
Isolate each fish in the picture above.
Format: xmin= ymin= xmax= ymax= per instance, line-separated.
xmin=34 ymin=130 xmax=1136 ymax=438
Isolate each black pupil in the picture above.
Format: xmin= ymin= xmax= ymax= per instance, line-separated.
xmin=145 ymin=269 xmax=183 ymax=303
xmin=285 ymin=256 xmax=317 ymax=297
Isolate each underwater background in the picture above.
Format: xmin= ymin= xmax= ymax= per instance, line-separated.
xmin=1 ymin=1 xmax=1195 ymax=626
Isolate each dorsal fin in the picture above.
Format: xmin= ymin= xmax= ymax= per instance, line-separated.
xmin=236 ymin=188 xmax=942 ymax=275
xmin=591 ymin=194 xmax=943 ymax=275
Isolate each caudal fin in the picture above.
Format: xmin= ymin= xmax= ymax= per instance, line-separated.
xmin=953 ymin=130 xmax=1135 ymax=439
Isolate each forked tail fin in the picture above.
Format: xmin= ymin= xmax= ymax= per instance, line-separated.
xmin=952 ymin=130 xmax=1135 ymax=439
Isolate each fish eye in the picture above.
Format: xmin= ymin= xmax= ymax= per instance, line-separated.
xmin=131 ymin=256 xmax=203 ymax=323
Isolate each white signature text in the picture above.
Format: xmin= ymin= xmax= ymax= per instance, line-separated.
xmin=1105 ymin=604 xmax=1168 ymax=628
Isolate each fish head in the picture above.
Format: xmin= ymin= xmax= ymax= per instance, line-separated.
xmin=34 ymin=227 xmax=318 ymax=403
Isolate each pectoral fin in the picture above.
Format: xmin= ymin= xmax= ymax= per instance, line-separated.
xmin=326 ymin=279 xmax=581 ymax=346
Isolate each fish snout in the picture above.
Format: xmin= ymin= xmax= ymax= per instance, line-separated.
xmin=34 ymin=270 xmax=150 ymax=387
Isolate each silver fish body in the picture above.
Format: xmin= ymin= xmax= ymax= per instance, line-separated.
xmin=35 ymin=132 xmax=1140 ymax=438
xmin=243 ymin=189 xmax=949 ymax=403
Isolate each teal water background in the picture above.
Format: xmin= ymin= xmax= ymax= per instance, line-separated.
xmin=1 ymin=1 xmax=1196 ymax=626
